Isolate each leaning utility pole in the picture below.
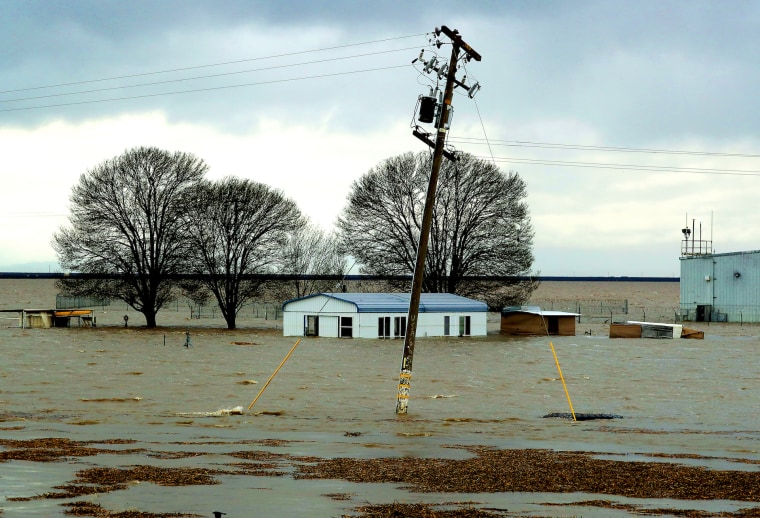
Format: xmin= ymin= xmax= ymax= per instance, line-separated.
xmin=396 ymin=26 xmax=481 ymax=415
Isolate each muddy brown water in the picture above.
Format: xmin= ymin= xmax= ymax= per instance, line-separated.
xmin=1 ymin=280 xmax=758 ymax=516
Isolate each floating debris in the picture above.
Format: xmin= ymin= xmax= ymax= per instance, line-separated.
xmin=254 ymin=410 xmax=285 ymax=416
xmin=352 ymin=502 xmax=503 ymax=517
xmin=176 ymin=406 xmax=244 ymax=417
xmin=295 ymin=446 xmax=760 ymax=501
xmin=80 ymin=397 xmax=142 ymax=402
xmin=5 ymin=437 xmax=760 ymax=515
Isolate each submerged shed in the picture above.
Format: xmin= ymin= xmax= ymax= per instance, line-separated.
xmin=609 ymin=321 xmax=703 ymax=339
xmin=500 ymin=306 xmax=578 ymax=336
xmin=0 ymin=308 xmax=94 ymax=329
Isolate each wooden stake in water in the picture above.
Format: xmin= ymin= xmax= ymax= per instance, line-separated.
xmin=248 ymin=339 xmax=301 ymax=411
xmin=549 ymin=341 xmax=577 ymax=422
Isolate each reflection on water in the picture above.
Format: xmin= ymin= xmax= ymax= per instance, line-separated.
xmin=1 ymin=325 xmax=759 ymax=516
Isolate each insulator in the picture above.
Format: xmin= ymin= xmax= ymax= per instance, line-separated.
xmin=418 ymin=96 xmax=437 ymax=124
xmin=423 ymin=57 xmax=438 ymax=74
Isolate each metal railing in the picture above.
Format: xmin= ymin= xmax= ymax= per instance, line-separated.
xmin=679 ymin=304 xmax=760 ymax=325
xmin=56 ymin=295 xmax=110 ymax=309
xmin=529 ymin=298 xmax=680 ymax=324
xmin=99 ymin=297 xmax=283 ymax=321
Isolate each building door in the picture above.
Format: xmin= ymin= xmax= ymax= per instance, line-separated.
xmin=394 ymin=316 xmax=406 ymax=338
xmin=378 ymin=316 xmax=390 ymax=338
xmin=304 ymin=315 xmax=319 ymax=336
xmin=458 ymin=315 xmax=471 ymax=336
xmin=444 ymin=316 xmax=450 ymax=336
xmin=547 ymin=317 xmax=559 ymax=335
xmin=696 ymin=305 xmax=711 ymax=322
xmin=340 ymin=316 xmax=353 ymax=338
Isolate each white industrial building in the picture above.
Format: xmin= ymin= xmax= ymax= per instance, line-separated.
xmin=680 ymin=249 xmax=760 ymax=323
xmin=282 ymin=292 xmax=488 ymax=338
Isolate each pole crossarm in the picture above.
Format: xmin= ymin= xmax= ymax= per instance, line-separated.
xmin=412 ymin=128 xmax=458 ymax=161
xmin=437 ymin=26 xmax=482 ymax=62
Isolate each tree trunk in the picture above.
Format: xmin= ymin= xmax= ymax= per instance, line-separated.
xmin=144 ymin=311 xmax=158 ymax=328
xmin=224 ymin=308 xmax=237 ymax=330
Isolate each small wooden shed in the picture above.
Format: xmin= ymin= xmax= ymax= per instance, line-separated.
xmin=500 ymin=306 xmax=578 ymax=336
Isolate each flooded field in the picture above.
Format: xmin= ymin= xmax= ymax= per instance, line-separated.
xmin=1 ymin=280 xmax=759 ymax=517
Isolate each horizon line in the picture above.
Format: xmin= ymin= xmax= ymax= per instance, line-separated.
xmin=0 ymin=272 xmax=680 ymax=282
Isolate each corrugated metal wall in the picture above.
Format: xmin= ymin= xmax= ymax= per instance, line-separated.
xmin=680 ymin=250 xmax=760 ymax=322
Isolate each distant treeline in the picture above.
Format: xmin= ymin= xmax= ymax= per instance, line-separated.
xmin=0 ymin=272 xmax=679 ymax=282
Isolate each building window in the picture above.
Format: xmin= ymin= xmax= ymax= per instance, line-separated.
xmin=444 ymin=315 xmax=450 ymax=336
xmin=378 ymin=316 xmax=390 ymax=338
xmin=394 ymin=316 xmax=406 ymax=338
xmin=459 ymin=315 xmax=471 ymax=336
xmin=304 ymin=315 xmax=319 ymax=336
xmin=340 ymin=316 xmax=353 ymax=338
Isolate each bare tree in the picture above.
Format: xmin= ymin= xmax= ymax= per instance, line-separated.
xmin=272 ymin=222 xmax=347 ymax=300
xmin=338 ymin=151 xmax=536 ymax=305
xmin=185 ymin=177 xmax=305 ymax=329
xmin=53 ymin=147 xmax=208 ymax=327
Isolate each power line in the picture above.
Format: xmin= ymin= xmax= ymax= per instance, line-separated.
xmin=0 ymin=65 xmax=409 ymax=113
xmin=0 ymin=33 xmax=428 ymax=95
xmin=0 ymin=212 xmax=67 ymax=217
xmin=7 ymin=26 xmax=757 ymax=174
xmin=449 ymin=136 xmax=760 ymax=159
xmin=471 ymin=97 xmax=494 ymax=165
xmin=478 ymin=155 xmax=760 ymax=177
xmin=1 ymin=46 xmax=425 ymax=104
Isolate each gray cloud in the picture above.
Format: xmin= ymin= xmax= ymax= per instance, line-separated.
xmin=3 ymin=0 xmax=760 ymax=274
xmin=6 ymin=0 xmax=760 ymax=141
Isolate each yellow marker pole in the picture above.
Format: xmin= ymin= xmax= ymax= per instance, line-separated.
xmin=248 ymin=339 xmax=301 ymax=411
xmin=549 ymin=341 xmax=576 ymax=422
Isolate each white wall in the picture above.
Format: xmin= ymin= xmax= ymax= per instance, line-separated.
xmin=283 ymin=308 xmax=487 ymax=338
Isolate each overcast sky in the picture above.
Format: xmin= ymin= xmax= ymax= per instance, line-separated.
xmin=2 ymin=0 xmax=758 ymax=276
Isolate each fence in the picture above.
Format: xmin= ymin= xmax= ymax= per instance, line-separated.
xmin=51 ymin=291 xmax=760 ymax=327
xmin=678 ymin=304 xmax=760 ymax=325
xmin=56 ymin=295 xmax=110 ymax=309
xmin=93 ymin=297 xmax=283 ymax=321
xmin=529 ymin=298 xmax=681 ymax=324
xmin=177 ymin=300 xmax=282 ymax=320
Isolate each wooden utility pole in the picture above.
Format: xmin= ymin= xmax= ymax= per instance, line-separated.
xmin=396 ymin=27 xmax=481 ymax=415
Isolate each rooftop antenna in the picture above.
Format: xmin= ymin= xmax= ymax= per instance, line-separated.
xmin=681 ymin=212 xmax=714 ymax=256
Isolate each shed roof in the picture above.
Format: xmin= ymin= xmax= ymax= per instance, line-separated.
xmin=283 ymin=292 xmax=488 ymax=313
xmin=501 ymin=305 xmax=579 ymax=317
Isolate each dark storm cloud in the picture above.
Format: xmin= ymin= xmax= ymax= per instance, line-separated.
xmin=470 ymin=1 xmax=760 ymax=144
xmin=2 ymin=0 xmax=446 ymax=129
xmin=5 ymin=1 xmax=760 ymax=144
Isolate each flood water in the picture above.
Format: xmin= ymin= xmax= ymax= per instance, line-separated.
xmin=1 ymin=280 xmax=759 ymax=516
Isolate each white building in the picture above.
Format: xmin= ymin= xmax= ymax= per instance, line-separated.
xmin=282 ymin=292 xmax=488 ymax=338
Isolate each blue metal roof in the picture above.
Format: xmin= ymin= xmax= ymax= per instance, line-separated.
xmin=283 ymin=292 xmax=487 ymax=313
